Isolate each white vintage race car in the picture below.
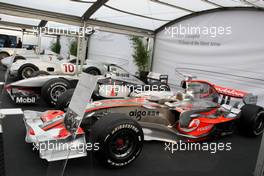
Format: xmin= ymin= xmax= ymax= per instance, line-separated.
xmin=7 ymin=55 xmax=80 ymax=79
xmin=0 ymin=48 xmax=58 ymax=62
xmin=4 ymin=52 xmax=138 ymax=80
xmin=0 ymin=48 xmax=60 ymax=70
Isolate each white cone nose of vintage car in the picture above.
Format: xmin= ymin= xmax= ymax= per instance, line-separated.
xmin=1 ymin=56 xmax=14 ymax=67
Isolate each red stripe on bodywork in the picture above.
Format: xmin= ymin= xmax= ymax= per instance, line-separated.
xmin=198 ymin=116 xmax=234 ymax=124
xmin=214 ymin=85 xmax=247 ymax=98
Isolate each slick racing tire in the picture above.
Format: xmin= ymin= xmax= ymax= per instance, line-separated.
xmin=30 ymin=71 xmax=50 ymax=78
xmin=84 ymin=67 xmax=101 ymax=75
xmin=239 ymin=104 xmax=264 ymax=136
xmin=90 ymin=114 xmax=143 ymax=168
xmin=148 ymin=82 xmax=170 ymax=91
xmin=41 ymin=78 xmax=71 ymax=106
xmin=56 ymin=88 xmax=75 ymax=111
xmin=18 ymin=64 xmax=38 ymax=79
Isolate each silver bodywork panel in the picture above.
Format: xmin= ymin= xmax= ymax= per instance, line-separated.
xmin=23 ymin=92 xmax=240 ymax=161
xmin=8 ymin=75 xmax=78 ymax=87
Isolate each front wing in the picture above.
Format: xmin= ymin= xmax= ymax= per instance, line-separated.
xmin=23 ymin=111 xmax=87 ymax=161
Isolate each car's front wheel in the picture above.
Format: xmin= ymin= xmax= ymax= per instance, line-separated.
xmin=239 ymin=104 xmax=264 ymax=136
xmin=84 ymin=67 xmax=101 ymax=75
xmin=41 ymin=78 xmax=71 ymax=106
xmin=90 ymin=113 xmax=144 ymax=167
xmin=18 ymin=64 xmax=38 ymax=79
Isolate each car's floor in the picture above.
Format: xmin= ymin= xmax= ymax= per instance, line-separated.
xmin=0 ymin=65 xmax=262 ymax=176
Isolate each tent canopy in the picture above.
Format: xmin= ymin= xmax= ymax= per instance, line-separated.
xmin=0 ymin=0 xmax=263 ymax=36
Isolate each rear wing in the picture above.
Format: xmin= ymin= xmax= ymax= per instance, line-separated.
xmin=181 ymin=79 xmax=258 ymax=105
xmin=214 ymin=85 xmax=258 ymax=105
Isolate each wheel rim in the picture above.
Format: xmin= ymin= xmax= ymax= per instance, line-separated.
xmin=22 ymin=67 xmax=35 ymax=79
xmin=254 ymin=111 xmax=264 ymax=135
xmin=50 ymin=85 xmax=67 ymax=102
xmin=108 ymin=129 xmax=137 ymax=160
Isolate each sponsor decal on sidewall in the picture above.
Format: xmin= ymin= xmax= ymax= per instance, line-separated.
xmin=15 ymin=96 xmax=36 ymax=104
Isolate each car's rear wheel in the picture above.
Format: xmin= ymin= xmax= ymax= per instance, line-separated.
xmin=41 ymin=78 xmax=71 ymax=106
xmin=90 ymin=114 xmax=143 ymax=167
xmin=239 ymin=104 xmax=264 ymax=136
xmin=18 ymin=64 xmax=38 ymax=79
xmin=84 ymin=67 xmax=101 ymax=75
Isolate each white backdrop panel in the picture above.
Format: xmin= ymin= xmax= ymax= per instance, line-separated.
xmin=88 ymin=31 xmax=137 ymax=74
xmin=153 ymin=10 xmax=264 ymax=105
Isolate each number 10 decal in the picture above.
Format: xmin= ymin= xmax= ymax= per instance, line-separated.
xmin=63 ymin=64 xmax=75 ymax=73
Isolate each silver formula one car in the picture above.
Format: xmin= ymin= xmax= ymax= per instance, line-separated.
xmin=23 ymin=78 xmax=264 ymax=168
xmin=56 ymin=71 xmax=170 ymax=111
xmin=5 ymin=64 xmax=169 ymax=106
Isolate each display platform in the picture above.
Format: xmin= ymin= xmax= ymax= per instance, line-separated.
xmin=1 ymin=114 xmax=261 ymax=176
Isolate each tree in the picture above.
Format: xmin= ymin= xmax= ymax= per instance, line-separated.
xmin=130 ymin=36 xmax=150 ymax=80
xmin=50 ymin=39 xmax=61 ymax=54
xmin=69 ymin=39 xmax=77 ymax=56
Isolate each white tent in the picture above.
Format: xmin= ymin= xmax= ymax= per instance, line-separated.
xmin=0 ymin=0 xmax=262 ymax=34
xmin=0 ymin=0 xmax=264 ymax=83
